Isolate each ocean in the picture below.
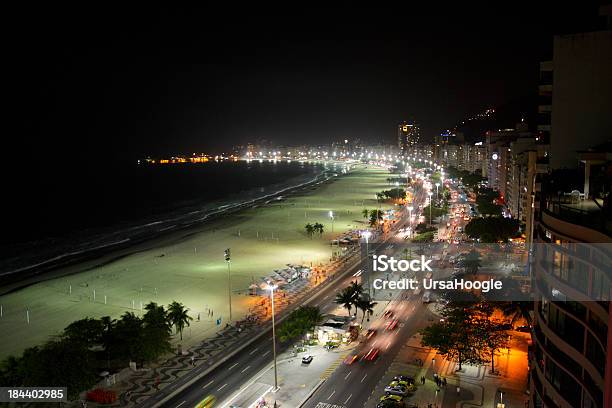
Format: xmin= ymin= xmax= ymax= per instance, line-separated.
xmin=1 ymin=160 xmax=328 ymax=282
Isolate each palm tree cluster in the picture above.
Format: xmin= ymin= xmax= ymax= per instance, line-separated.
xmin=277 ymin=306 xmax=322 ymax=343
xmin=362 ymin=209 xmax=384 ymax=227
xmin=304 ymin=222 xmax=324 ymax=238
xmin=334 ymin=281 xmax=377 ymax=323
xmin=0 ymin=301 xmax=193 ymax=399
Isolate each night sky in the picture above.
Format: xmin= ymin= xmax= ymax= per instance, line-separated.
xmin=3 ymin=2 xmax=607 ymax=243
xmin=11 ymin=3 xmax=604 ymax=160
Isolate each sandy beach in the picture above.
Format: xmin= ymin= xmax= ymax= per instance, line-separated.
xmin=0 ymin=164 xmax=392 ymax=359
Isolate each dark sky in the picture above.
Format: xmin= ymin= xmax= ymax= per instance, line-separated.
xmin=9 ymin=2 xmax=605 ymax=163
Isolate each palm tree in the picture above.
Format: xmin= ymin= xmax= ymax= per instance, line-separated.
xmin=167 ymin=301 xmax=193 ymax=341
xmin=355 ymin=298 xmax=377 ymax=323
xmin=335 ymin=288 xmax=354 ymax=317
xmin=304 ymin=223 xmax=314 ymax=238
xmin=314 ymin=222 xmax=324 ymax=236
xmin=369 ymin=209 xmax=383 ymax=227
xmin=348 ymin=281 xmax=363 ymax=299
xmin=362 ymin=208 xmax=369 ymax=219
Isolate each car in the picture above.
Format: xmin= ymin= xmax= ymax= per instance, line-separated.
xmin=516 ymin=325 xmax=531 ymax=333
xmin=380 ymin=395 xmax=404 ymax=403
xmin=301 ymin=355 xmax=313 ymax=364
xmin=195 ymin=395 xmax=216 ymax=408
xmin=386 ymin=318 xmax=399 ymax=331
xmin=344 ymin=353 xmax=360 ymax=365
xmin=376 ymin=400 xmax=405 ymax=408
xmin=384 ymin=385 xmax=408 ymax=396
xmin=393 ymin=375 xmax=415 ymax=384
xmin=388 ymin=380 xmax=410 ymax=388
xmin=377 ymin=395 xmax=405 ymax=407
xmin=364 ymin=347 xmax=380 ymax=361
xmin=365 ymin=329 xmax=377 ymax=340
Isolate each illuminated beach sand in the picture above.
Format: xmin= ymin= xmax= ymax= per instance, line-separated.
xmin=0 ymin=165 xmax=392 ymax=359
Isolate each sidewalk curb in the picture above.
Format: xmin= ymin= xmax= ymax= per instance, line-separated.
xmin=297 ymin=378 xmax=326 ymax=408
xmin=147 ymin=258 xmax=361 ymax=408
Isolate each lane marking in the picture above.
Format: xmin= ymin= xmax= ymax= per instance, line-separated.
xmin=175 ymin=402 xmax=186 ymax=408
xmin=202 ymin=380 xmax=214 ymax=389
xmin=262 ymin=350 xmax=271 ymax=357
xmin=344 ymin=371 xmax=351 ymax=380
xmin=249 ymin=347 xmax=259 ymax=355
xmin=241 ymin=365 xmax=251 ymax=373
xmin=228 ymin=363 xmax=239 ymax=371
xmin=344 ymin=394 xmax=352 ymax=404
xmin=327 ymin=390 xmax=336 ymax=400
xmin=361 ymin=374 xmax=367 ymax=383
xmin=217 ymin=383 xmax=228 ymax=391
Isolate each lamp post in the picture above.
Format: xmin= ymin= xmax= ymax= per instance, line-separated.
xmin=224 ymin=248 xmax=232 ymax=322
xmin=435 ymin=182 xmax=440 ymax=201
xmin=428 ymin=192 xmax=433 ymax=225
xmin=265 ymin=282 xmax=279 ymax=391
xmin=329 ymin=210 xmax=334 ymax=233
xmin=362 ymin=230 xmax=371 ymax=298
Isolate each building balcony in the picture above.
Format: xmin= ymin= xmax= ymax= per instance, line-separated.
xmin=538 ymin=105 xmax=552 ymax=113
xmin=539 ymin=84 xmax=553 ymax=95
xmin=542 ymin=199 xmax=611 ymax=241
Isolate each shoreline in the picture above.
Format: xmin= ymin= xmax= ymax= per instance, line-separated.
xmin=0 ymin=164 xmax=391 ymax=359
xmin=0 ymin=160 xmax=346 ymax=295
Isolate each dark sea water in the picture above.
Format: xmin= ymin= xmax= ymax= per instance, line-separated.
xmin=0 ymin=161 xmax=322 ymax=247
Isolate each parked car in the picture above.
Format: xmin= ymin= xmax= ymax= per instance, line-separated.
xmin=384 ymin=385 xmax=409 ymax=396
xmin=301 ymin=355 xmax=313 ymax=364
xmin=393 ymin=375 xmax=415 ymax=384
xmin=516 ymin=325 xmax=531 ymax=333
xmin=377 ymin=395 xmax=405 ymax=407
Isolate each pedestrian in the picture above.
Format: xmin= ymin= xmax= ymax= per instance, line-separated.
xmin=191 ymin=356 xmax=195 ymax=366
xmin=456 ymin=386 xmax=460 ymax=395
xmin=197 ymin=313 xmax=200 ymax=321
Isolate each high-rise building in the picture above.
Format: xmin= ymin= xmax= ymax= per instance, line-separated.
xmin=398 ymin=121 xmax=420 ymax=155
xmin=546 ymin=29 xmax=612 ymax=169
xmin=529 ymin=7 xmax=612 ymax=408
xmin=530 ymin=145 xmax=611 ymax=408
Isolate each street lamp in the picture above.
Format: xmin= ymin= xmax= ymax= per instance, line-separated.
xmin=407 ymin=206 xmax=414 ymax=225
xmin=329 ymin=210 xmax=334 ymax=232
xmin=362 ymin=230 xmax=372 ymax=297
xmin=224 ymin=248 xmax=232 ymax=322
xmin=428 ymin=192 xmax=433 ymax=225
xmin=435 ymin=182 xmax=440 ymax=201
xmin=265 ymin=282 xmax=279 ymax=391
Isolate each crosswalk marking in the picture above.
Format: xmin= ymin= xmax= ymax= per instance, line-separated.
xmin=320 ymin=351 xmax=350 ymax=379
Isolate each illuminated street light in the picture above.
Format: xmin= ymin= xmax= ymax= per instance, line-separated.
xmin=264 ymin=282 xmax=279 ymax=391
xmin=435 ymin=182 xmax=440 ymax=201
xmin=428 ymin=192 xmax=433 ymax=225
xmin=329 ymin=210 xmax=334 ymax=232
xmin=362 ymin=230 xmax=372 ymax=297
